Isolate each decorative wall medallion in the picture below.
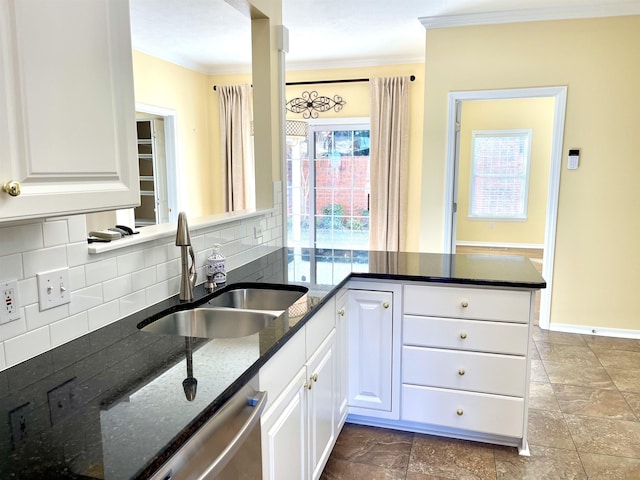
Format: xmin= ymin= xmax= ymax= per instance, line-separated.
xmin=286 ymin=91 xmax=346 ymax=119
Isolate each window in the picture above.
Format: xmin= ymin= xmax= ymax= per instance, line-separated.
xmin=469 ymin=129 xmax=532 ymax=220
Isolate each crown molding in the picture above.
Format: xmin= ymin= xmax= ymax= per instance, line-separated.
xmin=420 ymin=3 xmax=640 ymax=29
xmin=284 ymin=54 xmax=425 ymax=72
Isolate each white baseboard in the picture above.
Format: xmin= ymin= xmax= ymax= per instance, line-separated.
xmin=549 ymin=323 xmax=640 ymax=340
xmin=456 ymin=241 xmax=544 ymax=250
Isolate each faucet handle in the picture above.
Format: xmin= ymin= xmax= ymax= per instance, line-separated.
xmin=188 ymin=246 xmax=197 ymax=286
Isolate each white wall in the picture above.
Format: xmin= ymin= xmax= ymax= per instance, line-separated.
xmin=0 ymin=183 xmax=284 ymax=371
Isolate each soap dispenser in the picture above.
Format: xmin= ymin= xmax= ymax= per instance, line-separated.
xmin=206 ymin=244 xmax=226 ymax=290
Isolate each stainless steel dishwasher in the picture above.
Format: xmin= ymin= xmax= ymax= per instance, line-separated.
xmin=150 ymin=378 xmax=267 ymax=480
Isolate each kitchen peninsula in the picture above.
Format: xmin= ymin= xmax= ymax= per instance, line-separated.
xmin=0 ymin=249 xmax=544 ymax=479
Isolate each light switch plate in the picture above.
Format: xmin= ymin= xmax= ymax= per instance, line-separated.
xmin=37 ymin=268 xmax=70 ymax=311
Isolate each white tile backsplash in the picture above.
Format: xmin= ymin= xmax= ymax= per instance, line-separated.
xmin=0 ymin=316 xmax=27 ymax=341
xmin=119 ymin=290 xmax=146 ymax=317
xmin=85 ymin=258 xmax=118 ymax=286
xmin=132 ymin=266 xmax=157 ymax=291
xmin=43 ymin=219 xmax=70 ymax=247
xmin=157 ymin=258 xmax=180 ymax=282
xmin=67 ymin=214 xmax=88 ymax=242
xmin=0 ymin=183 xmax=284 ymax=370
xmin=69 ymin=265 xmax=86 ymax=290
xmin=4 ymin=326 xmax=51 ymax=366
xmin=0 ymin=222 xmax=43 ymax=256
xmin=88 ymin=301 xmax=120 ymax=330
xmin=18 ymin=277 xmax=38 ymax=305
xmin=25 ymin=303 xmax=69 ymax=331
xmin=103 ymin=275 xmax=132 ymax=302
xmin=0 ymin=253 xmax=23 ymax=281
xmin=23 ymin=245 xmax=68 ymax=278
xmin=50 ymin=311 xmax=89 ymax=347
xmin=117 ymin=250 xmax=145 ymax=275
xmin=69 ymin=284 xmax=104 ymax=315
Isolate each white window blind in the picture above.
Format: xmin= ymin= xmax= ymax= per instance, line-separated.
xmin=469 ymin=129 xmax=532 ymax=220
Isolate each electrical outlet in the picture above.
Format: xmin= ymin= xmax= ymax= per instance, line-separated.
xmin=9 ymin=402 xmax=31 ymax=447
xmin=254 ymin=226 xmax=263 ymax=238
xmin=1 ymin=280 xmax=20 ymax=324
xmin=37 ymin=268 xmax=70 ymax=311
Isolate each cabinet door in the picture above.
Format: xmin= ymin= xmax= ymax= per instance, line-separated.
xmin=307 ymin=331 xmax=335 ymax=480
xmin=348 ymin=289 xmax=393 ymax=412
xmin=0 ymin=0 xmax=138 ymax=223
xmin=335 ymin=292 xmax=349 ymax=430
xmin=261 ymin=367 xmax=308 ymax=480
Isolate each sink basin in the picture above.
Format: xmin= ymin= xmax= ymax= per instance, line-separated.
xmin=139 ymin=308 xmax=277 ymax=339
xmin=206 ymin=285 xmax=308 ymax=312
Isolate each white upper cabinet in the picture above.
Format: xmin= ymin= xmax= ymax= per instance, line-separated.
xmin=0 ymin=0 xmax=139 ymax=223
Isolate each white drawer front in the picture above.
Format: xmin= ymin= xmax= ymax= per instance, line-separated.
xmin=401 ymin=384 xmax=524 ymax=438
xmin=403 ymin=315 xmax=529 ymax=355
xmin=404 ymin=285 xmax=530 ymax=323
xmin=402 ymin=346 xmax=527 ymax=397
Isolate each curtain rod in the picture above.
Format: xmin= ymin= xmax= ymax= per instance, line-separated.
xmin=213 ymin=75 xmax=415 ymax=91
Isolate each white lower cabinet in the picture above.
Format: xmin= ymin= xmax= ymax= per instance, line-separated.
xmin=307 ymin=331 xmax=336 ymax=480
xmin=400 ymin=282 xmax=534 ymax=454
xmin=348 ymin=285 xmax=398 ymax=418
xmin=260 ymin=297 xmax=340 ymax=480
xmin=261 ymin=367 xmax=307 ymax=480
xmin=335 ymin=289 xmax=349 ymax=430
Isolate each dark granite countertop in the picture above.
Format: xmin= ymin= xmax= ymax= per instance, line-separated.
xmin=0 ymin=249 xmax=544 ymax=479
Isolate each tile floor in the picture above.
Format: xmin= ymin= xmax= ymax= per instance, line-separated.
xmin=320 ymin=327 xmax=640 ymax=479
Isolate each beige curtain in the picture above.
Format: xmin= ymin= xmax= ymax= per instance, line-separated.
xmin=369 ymin=77 xmax=410 ymax=251
xmin=217 ymin=85 xmax=255 ymax=211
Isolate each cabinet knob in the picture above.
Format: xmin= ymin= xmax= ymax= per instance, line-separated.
xmin=458 ymin=368 xmax=465 ymax=376
xmin=382 ymin=301 xmax=390 ymax=309
xmin=311 ymin=373 xmax=318 ymax=383
xmin=459 ymin=331 xmax=468 ymax=340
xmin=304 ymin=381 xmax=312 ymax=390
xmin=460 ymin=300 xmax=469 ymax=308
xmin=338 ymin=308 xmax=345 ymax=317
xmin=456 ymin=408 xmax=464 ymax=416
xmin=2 ymin=180 xmax=21 ymax=197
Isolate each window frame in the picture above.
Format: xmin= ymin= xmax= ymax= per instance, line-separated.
xmin=468 ymin=128 xmax=533 ymax=221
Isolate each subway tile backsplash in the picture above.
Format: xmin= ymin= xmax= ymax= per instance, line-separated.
xmin=0 ymin=182 xmax=284 ymax=370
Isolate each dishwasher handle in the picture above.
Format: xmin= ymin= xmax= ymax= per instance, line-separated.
xmin=198 ymin=390 xmax=268 ymax=480
xmin=150 ymin=386 xmax=268 ymax=480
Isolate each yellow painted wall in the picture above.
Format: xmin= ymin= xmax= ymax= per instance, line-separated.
xmin=457 ymin=98 xmax=554 ymax=245
xmin=419 ymin=16 xmax=640 ymax=331
xmin=132 ymin=51 xmax=215 ymax=217
xmin=285 ymin=65 xmax=425 ymax=251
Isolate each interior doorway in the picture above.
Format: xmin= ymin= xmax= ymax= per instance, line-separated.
xmin=116 ymin=103 xmax=179 ymax=227
xmin=443 ymin=87 xmax=568 ymax=329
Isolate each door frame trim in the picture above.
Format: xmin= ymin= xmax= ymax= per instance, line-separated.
xmin=443 ymin=86 xmax=567 ymax=329
xmin=135 ymin=103 xmax=179 ymax=223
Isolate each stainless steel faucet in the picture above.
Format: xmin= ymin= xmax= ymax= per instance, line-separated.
xmin=176 ymin=212 xmax=197 ymax=302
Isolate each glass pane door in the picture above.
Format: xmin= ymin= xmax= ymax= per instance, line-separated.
xmin=286 ymin=123 xmax=370 ymax=284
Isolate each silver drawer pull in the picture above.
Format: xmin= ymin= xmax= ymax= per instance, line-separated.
xmin=458 ymin=368 xmax=465 ymax=376
xmin=456 ymin=408 xmax=464 ymax=416
xmin=460 ymin=300 xmax=469 ymax=308
xmin=459 ymin=331 xmax=468 ymax=340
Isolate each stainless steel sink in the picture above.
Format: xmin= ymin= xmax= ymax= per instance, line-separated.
xmin=139 ymin=308 xmax=277 ymax=339
xmin=206 ymin=285 xmax=308 ymax=312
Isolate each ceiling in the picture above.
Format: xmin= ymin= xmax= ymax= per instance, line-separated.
xmin=130 ymin=0 xmax=640 ymax=74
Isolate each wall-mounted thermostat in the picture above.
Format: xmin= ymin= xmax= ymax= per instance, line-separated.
xmin=568 ymin=149 xmax=580 ymax=170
